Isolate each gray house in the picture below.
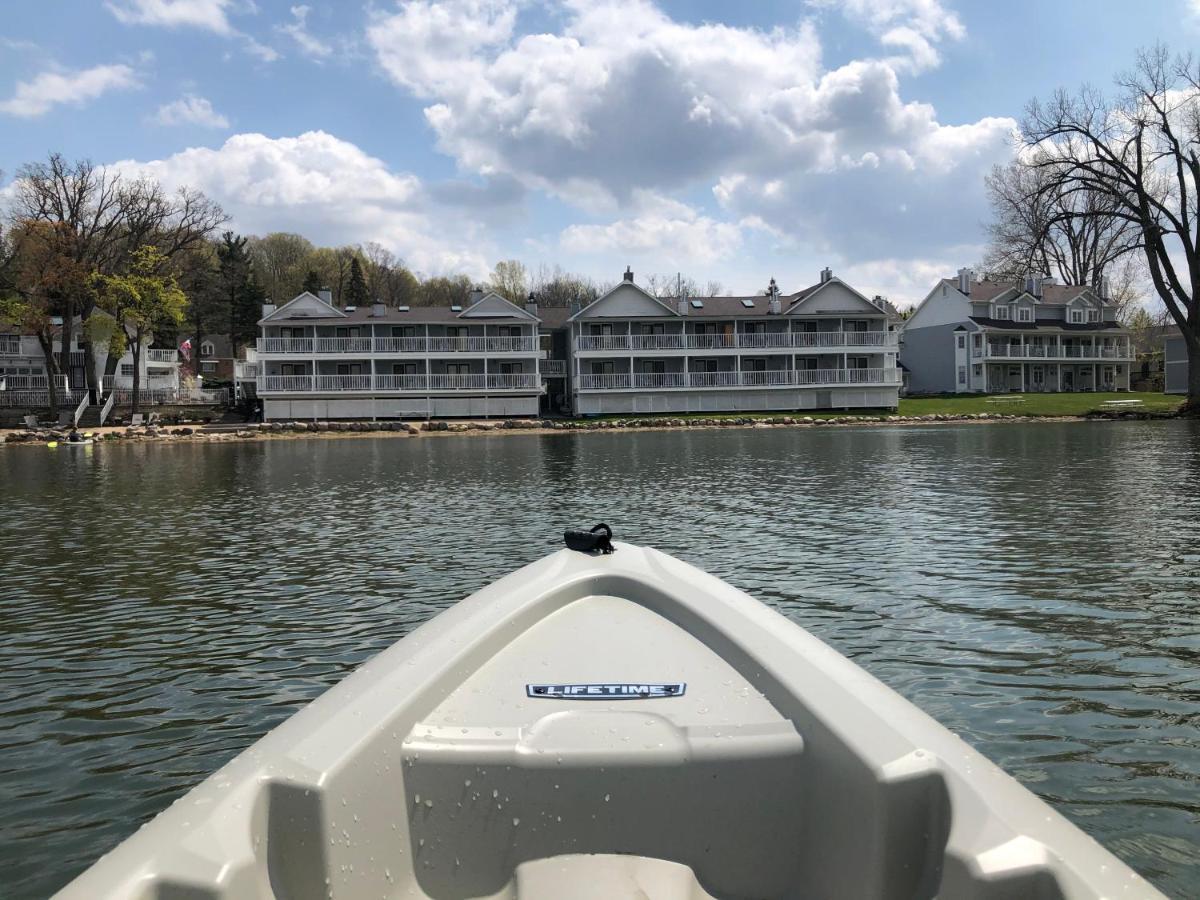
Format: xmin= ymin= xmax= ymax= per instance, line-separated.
xmin=566 ymin=267 xmax=901 ymax=415
xmin=1165 ymin=327 xmax=1190 ymax=394
xmin=901 ymin=270 xmax=1132 ymax=394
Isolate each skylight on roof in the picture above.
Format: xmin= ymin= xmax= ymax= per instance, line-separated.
xmin=397 ymin=305 xmax=410 ymax=312
xmin=741 ymin=299 xmax=755 ymax=308
xmin=690 ymin=300 xmax=703 ymax=309
xmin=344 ymin=306 xmax=357 ymax=312
xmin=451 ymin=305 xmax=463 ymax=311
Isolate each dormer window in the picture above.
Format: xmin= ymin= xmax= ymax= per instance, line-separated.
xmin=994 ymin=306 xmax=1010 ymax=320
xmin=1087 ymin=309 xmax=1100 ymax=323
xmin=1017 ymin=307 xmax=1032 ymax=322
xmin=200 ymin=341 xmax=215 ymax=357
xmin=1070 ymin=309 xmax=1084 ymax=324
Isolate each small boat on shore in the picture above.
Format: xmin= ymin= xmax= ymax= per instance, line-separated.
xmin=58 ymin=529 xmax=1163 ymax=899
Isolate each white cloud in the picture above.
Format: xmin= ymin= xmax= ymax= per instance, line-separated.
xmin=366 ymin=0 xmax=1013 ymax=278
xmin=106 ymin=0 xmax=280 ymax=61
xmin=154 ymin=94 xmax=230 ymax=128
xmin=277 ymin=5 xmax=331 ymax=58
xmin=809 ymin=0 xmax=965 ymax=71
xmin=0 ymin=64 xmax=139 ymax=118
xmin=110 ymin=131 xmax=492 ymax=277
xmin=105 ymin=0 xmax=235 ymax=35
xmin=561 ymin=192 xmax=746 ymax=263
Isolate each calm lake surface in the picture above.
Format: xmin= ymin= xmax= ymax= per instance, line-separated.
xmin=2 ymin=421 xmax=1199 ymax=898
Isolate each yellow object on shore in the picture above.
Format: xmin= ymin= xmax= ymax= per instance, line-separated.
xmin=46 ymin=441 xmax=58 ymax=448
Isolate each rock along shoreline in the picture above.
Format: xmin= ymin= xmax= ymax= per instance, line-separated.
xmin=0 ymin=408 xmax=1179 ymax=448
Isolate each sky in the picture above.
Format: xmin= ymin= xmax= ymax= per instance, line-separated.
xmin=0 ymin=0 xmax=1194 ymax=306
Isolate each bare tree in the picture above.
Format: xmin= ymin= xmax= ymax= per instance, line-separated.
xmin=1022 ymin=45 xmax=1200 ymax=407
xmin=983 ymin=158 xmax=1141 ymax=318
xmin=529 ymin=263 xmax=599 ymax=307
xmin=488 ymin=259 xmax=528 ymax=304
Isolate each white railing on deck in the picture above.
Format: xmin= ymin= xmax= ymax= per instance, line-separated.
xmin=99 ymin=390 xmax=116 ymax=425
xmin=257 ymin=336 xmax=539 ymax=354
xmin=146 ymin=349 xmax=177 ymax=363
xmin=984 ymin=344 xmax=1131 ymax=360
xmin=0 ymin=374 xmax=70 ymax=391
xmin=576 ymin=331 xmax=897 ymax=351
xmin=72 ymin=392 xmax=90 ymax=427
xmin=258 ymin=373 xmax=541 ymax=392
xmin=0 ymin=336 xmax=21 ymax=356
xmin=577 ymin=368 xmax=901 ymax=391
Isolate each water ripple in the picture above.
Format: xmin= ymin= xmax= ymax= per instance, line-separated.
xmin=0 ymin=420 xmax=1198 ymax=897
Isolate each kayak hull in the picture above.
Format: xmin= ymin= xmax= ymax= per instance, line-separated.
xmin=56 ymin=544 xmax=1162 ymax=899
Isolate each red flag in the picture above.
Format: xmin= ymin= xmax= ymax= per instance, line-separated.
xmin=179 ymin=338 xmax=192 ymax=361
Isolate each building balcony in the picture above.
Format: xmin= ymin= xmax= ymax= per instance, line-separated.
xmin=575 ymin=332 xmax=897 ymax=352
xmin=258 ymin=373 xmax=542 ymax=394
xmin=576 ymin=368 xmax=901 ymax=391
xmin=973 ymin=344 xmax=1132 ymax=361
xmin=542 ymin=359 xmax=567 ymax=377
xmin=0 ymin=374 xmax=69 ymax=391
xmin=0 ymin=337 xmax=22 ymax=356
xmin=146 ymin=349 xmax=178 ymax=363
xmin=256 ymin=336 xmax=540 ymax=355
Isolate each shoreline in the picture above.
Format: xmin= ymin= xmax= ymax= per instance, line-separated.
xmin=0 ymin=408 xmax=1183 ymax=447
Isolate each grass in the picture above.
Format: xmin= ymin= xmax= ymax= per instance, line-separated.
xmin=558 ymin=391 xmax=1183 ymax=425
xmin=899 ymin=391 xmax=1182 ymax=417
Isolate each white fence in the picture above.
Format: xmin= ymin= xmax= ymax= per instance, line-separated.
xmin=259 ymin=373 xmax=541 ymax=392
xmin=257 ymin=336 xmax=540 ymax=354
xmin=576 ymin=332 xmax=897 ymax=351
xmin=578 ymin=368 xmax=901 ymax=391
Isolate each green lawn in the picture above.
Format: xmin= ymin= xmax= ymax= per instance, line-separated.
xmin=899 ymin=391 xmax=1182 ymax=417
xmin=559 ymin=391 xmax=1182 ymax=425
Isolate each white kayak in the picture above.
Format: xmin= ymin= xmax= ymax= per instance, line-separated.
xmin=58 ymin=537 xmax=1164 ymax=899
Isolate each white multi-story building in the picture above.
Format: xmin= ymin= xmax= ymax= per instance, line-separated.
xmin=566 ymin=268 xmax=901 ymax=415
xmin=255 ymin=289 xmax=544 ymax=420
xmin=0 ymin=318 xmax=180 ymax=406
xmin=901 ymin=270 xmax=1133 ymax=394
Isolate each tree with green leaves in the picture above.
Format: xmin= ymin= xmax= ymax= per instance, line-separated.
xmin=345 ymin=255 xmax=370 ymax=307
xmin=92 ymin=246 xmax=188 ymax=413
xmin=301 ymin=269 xmax=322 ymax=296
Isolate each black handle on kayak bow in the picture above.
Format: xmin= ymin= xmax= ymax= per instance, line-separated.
xmin=564 ymin=523 xmax=615 ymax=554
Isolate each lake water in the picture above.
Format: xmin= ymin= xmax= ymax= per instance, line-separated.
xmin=2 ymin=421 xmax=1198 ymax=898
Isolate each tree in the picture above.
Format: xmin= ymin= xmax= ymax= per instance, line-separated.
xmin=361 ymin=242 xmax=418 ymax=306
xmin=1022 ymin=45 xmax=1200 ymax=408
xmin=10 ymin=156 xmax=224 ymax=399
xmin=0 ymin=221 xmax=86 ymax=419
xmin=488 ymin=259 xmax=527 ymax=304
xmin=92 ymin=246 xmax=187 ymax=413
xmin=301 ymin=269 xmax=322 ymax=296
xmin=345 ymin=255 xmax=370 ymax=307
xmin=247 ymin=232 xmax=313 ymax=303
xmin=177 ymin=242 xmax=227 ymax=380
xmin=529 ymin=264 xmax=600 ymax=307
xmin=217 ymin=232 xmax=265 ymax=353
xmin=418 ymin=274 xmax=473 ymax=307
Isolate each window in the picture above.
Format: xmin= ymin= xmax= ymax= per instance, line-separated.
xmin=690 ymin=300 xmax=704 ymax=309
xmin=200 ymin=341 xmax=215 ymax=357
xmin=1017 ymin=307 xmax=1032 ymax=322
xmin=741 ymin=299 xmax=755 ymax=309
xmin=643 ymin=360 xmax=666 ymax=375
xmin=973 ymin=365 xmax=982 ymax=376
xmin=121 ymin=364 xmax=135 ymax=376
xmin=280 ymin=363 xmax=306 ymax=376
xmin=846 ymin=320 xmax=868 ymax=332
xmin=1088 ymin=310 xmax=1100 ymax=322
xmin=994 ymin=306 xmax=1010 ymax=320
xmin=958 ymin=366 xmax=967 ymax=385
xmin=956 ymin=335 xmax=966 ymax=349
xmin=591 ymin=361 xmax=615 ymax=375
xmin=446 ymin=326 xmax=467 ymax=338
xmin=0 ymin=334 xmax=19 ymax=355
xmin=280 ymin=327 xmax=306 ymax=338
xmin=848 ymin=357 xmax=869 ymax=369
xmin=1070 ymin=309 xmax=1084 ymax=324
xmin=335 ymin=363 xmax=363 ymax=375
xmin=642 ymin=323 xmax=666 ymax=336
xmin=392 ymin=326 xmax=417 ymax=337
xmin=594 ymin=324 xmax=613 ymax=337
xmin=445 ymin=363 xmax=470 ymax=375
xmin=392 ymin=363 xmax=420 ymax=375
xmin=693 ymin=358 xmax=718 ymax=373
xmin=744 ymin=358 xmax=766 ymax=371
xmin=334 ymin=327 xmax=361 ymax=338
xmin=200 ymin=361 xmax=216 ymax=374
xmin=498 ymin=325 xmax=521 ymax=337
xmin=742 ymin=321 xmax=765 ymax=334
xmin=498 ymin=362 xmax=521 ymax=375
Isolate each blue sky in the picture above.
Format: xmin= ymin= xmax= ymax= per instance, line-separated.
xmin=0 ymin=0 xmax=1193 ymax=304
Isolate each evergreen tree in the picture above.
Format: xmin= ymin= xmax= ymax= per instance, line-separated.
xmin=231 ymin=267 xmax=266 ymax=352
xmin=346 ymin=255 xmax=370 ymax=307
xmin=302 ymin=269 xmax=322 ymax=296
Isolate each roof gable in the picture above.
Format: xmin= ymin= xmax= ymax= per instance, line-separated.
xmin=264 ymin=291 xmax=344 ymax=321
xmin=785 ymin=279 xmax=883 ymax=316
xmin=571 ymin=282 xmax=678 ymax=320
xmin=459 ymin=291 xmax=538 ymax=320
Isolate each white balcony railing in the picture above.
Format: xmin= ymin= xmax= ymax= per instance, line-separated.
xmin=576 ymin=331 xmax=897 ymax=352
xmin=0 ymin=336 xmax=21 ymax=356
xmin=146 ymin=349 xmax=178 ymax=363
xmin=316 ymin=337 xmax=373 ymax=354
xmin=257 ymin=336 xmax=539 ymax=354
xmin=0 ymin=374 xmax=70 ymax=391
xmin=541 ymin=360 xmax=567 ymax=376
xmin=577 ymin=368 xmax=900 ymax=391
xmin=258 ymin=373 xmax=541 ymax=393
xmin=983 ymin=343 xmax=1131 ymax=361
